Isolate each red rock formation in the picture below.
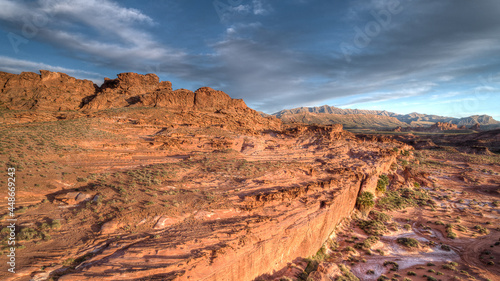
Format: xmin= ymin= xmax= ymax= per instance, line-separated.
xmin=82 ymin=72 xmax=172 ymax=110
xmin=0 ymin=70 xmax=97 ymax=111
xmin=429 ymin=122 xmax=458 ymax=131
xmin=0 ymin=70 xmax=251 ymax=113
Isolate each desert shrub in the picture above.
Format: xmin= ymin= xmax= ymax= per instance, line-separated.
xmin=474 ymin=225 xmax=489 ymax=234
xmin=492 ymin=201 xmax=500 ymax=207
xmin=403 ymin=224 xmax=411 ymax=231
xmin=413 ymin=182 xmax=420 ymax=188
xmin=377 ymin=187 xmax=431 ymax=211
xmin=434 ymin=221 xmax=445 ymax=225
xmin=427 ymin=262 xmax=435 ymax=266
xmin=343 ymin=246 xmax=356 ymax=253
xmin=396 ymin=237 xmax=419 ymax=248
xmin=401 ymin=150 xmax=410 ymax=156
xmin=357 ymin=219 xmax=387 ymax=236
xmin=377 ymin=275 xmax=389 ymax=281
xmin=426 ymin=276 xmax=437 ymax=281
xmin=336 ymin=264 xmax=360 ymax=281
xmin=377 ymin=175 xmax=390 ymax=193
xmin=445 ymin=224 xmax=457 ymax=239
xmin=428 ymin=269 xmax=436 ymax=273
xmin=407 ymin=271 xmax=417 ymax=276
xmin=441 ymin=244 xmax=451 ymax=251
xmin=384 ymin=261 xmax=399 ymax=271
xmin=279 ymin=278 xmax=293 ymax=281
xmin=442 ymin=263 xmax=456 ymax=270
xmin=354 ymin=236 xmax=380 ymax=250
xmin=18 ymin=228 xmax=38 ymax=241
xmin=403 ymin=278 xmax=412 ymax=281
xmin=366 ymin=269 xmax=375 ymax=275
xmin=369 ymin=210 xmax=391 ymax=222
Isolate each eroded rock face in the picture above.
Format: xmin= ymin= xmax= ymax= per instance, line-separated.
xmin=0 ymin=70 xmax=97 ymax=111
xmin=82 ymin=73 xmax=173 ymax=110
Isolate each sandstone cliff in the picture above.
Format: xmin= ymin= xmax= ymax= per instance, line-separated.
xmin=0 ymin=70 xmax=97 ymax=110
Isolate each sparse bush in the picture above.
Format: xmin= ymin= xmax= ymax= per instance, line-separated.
xmin=427 ymin=262 xmax=435 ymax=266
xmin=403 ymin=224 xmax=411 ymax=231
xmin=442 ymin=263 xmax=456 ymax=271
xmin=474 ymin=225 xmax=489 ymax=234
xmin=441 ymin=244 xmax=451 ymax=251
xmin=407 ymin=271 xmax=416 ymax=276
xmin=357 ymin=219 xmax=387 ymax=236
xmin=384 ymin=261 xmax=399 ymax=271
xmin=377 ymin=175 xmax=390 ymax=193
xmin=343 ymin=246 xmax=356 ymax=253
xmin=337 ymin=264 xmax=360 ymax=281
xmin=369 ymin=210 xmax=391 ymax=222
xmin=445 ymin=224 xmax=457 ymax=239
xmin=18 ymin=228 xmax=38 ymax=241
xmin=354 ymin=236 xmax=379 ymax=250
xmin=396 ymin=237 xmax=419 ymax=248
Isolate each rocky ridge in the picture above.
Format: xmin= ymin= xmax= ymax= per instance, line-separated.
xmin=274 ymin=105 xmax=500 ymax=129
xmin=0 ymin=70 xmax=248 ymax=112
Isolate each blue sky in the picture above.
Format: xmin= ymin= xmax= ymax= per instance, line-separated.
xmin=0 ymin=0 xmax=499 ymax=119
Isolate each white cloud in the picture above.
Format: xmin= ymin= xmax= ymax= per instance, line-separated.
xmin=0 ymin=0 xmax=186 ymax=70
xmin=0 ymin=56 xmax=104 ymax=83
xmin=252 ymin=0 xmax=272 ymax=15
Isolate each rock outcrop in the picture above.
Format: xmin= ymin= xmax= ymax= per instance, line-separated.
xmin=82 ymin=72 xmax=173 ymax=110
xmin=0 ymin=70 xmax=249 ymax=113
xmin=429 ymin=122 xmax=458 ymax=131
xmin=0 ymin=70 xmax=97 ymax=110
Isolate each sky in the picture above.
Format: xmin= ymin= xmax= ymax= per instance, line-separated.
xmin=0 ymin=0 xmax=499 ymax=119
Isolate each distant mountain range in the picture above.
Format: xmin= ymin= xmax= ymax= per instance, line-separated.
xmin=273 ymin=105 xmax=500 ymax=130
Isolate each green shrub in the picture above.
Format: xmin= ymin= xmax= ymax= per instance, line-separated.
xmin=356 ymin=192 xmax=375 ymax=213
xmin=369 ymin=210 xmax=391 ymax=222
xmin=474 ymin=225 xmax=489 ymax=234
xmin=384 ymin=261 xmax=399 ymax=271
xmin=376 ymin=175 xmax=390 ymax=193
xmin=354 ymin=236 xmax=380 ymax=250
xmin=336 ymin=264 xmax=360 ymax=281
xmin=18 ymin=228 xmax=38 ymax=241
xmin=396 ymin=237 xmax=419 ymax=248
xmin=442 ymin=263 xmax=456 ymax=270
xmin=403 ymin=224 xmax=411 ymax=231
